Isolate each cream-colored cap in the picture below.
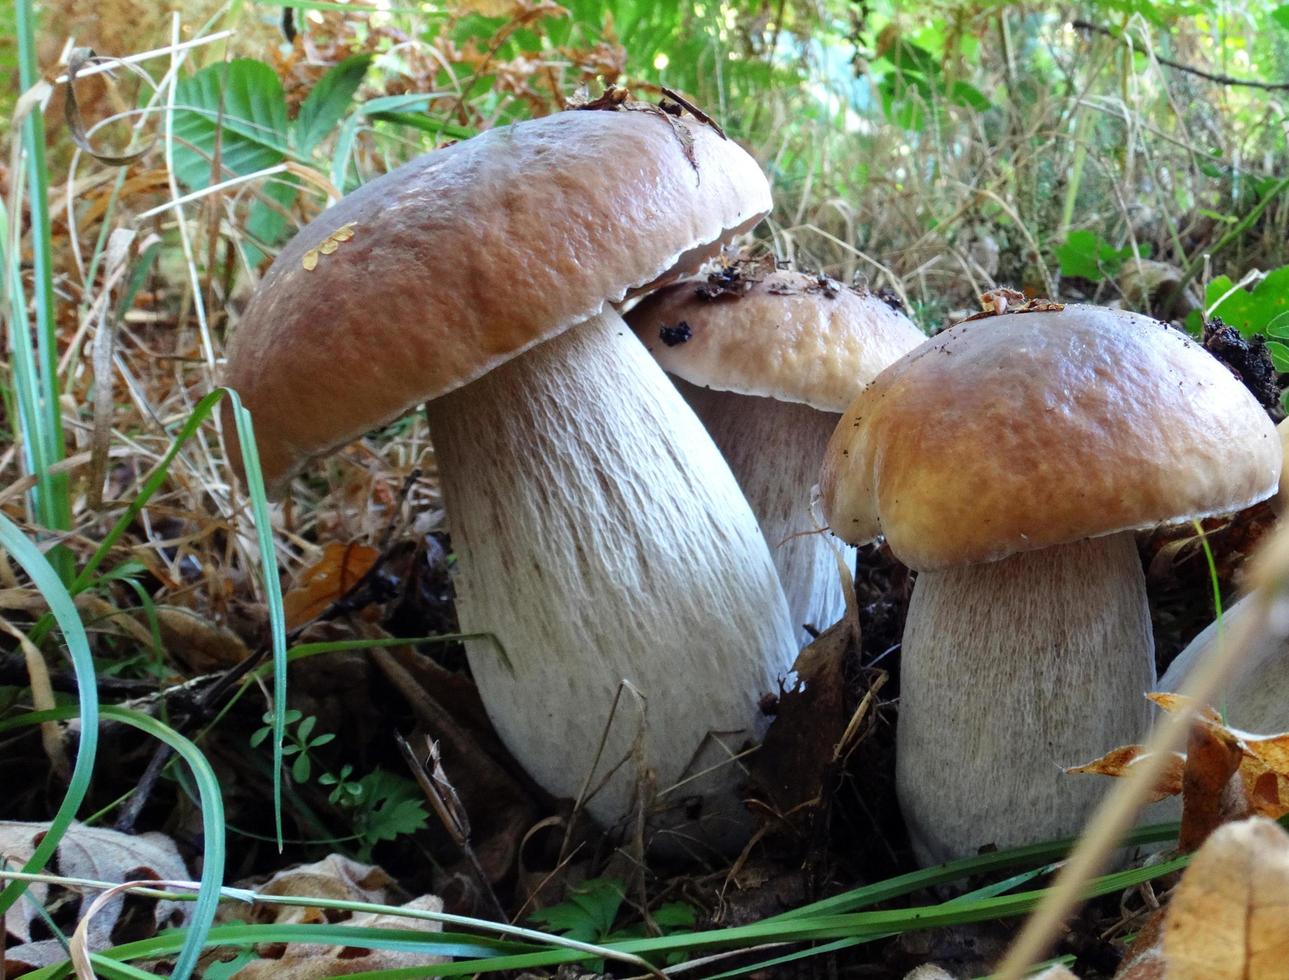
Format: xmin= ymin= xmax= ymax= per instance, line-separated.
xmin=222 ymin=105 xmax=771 ymax=493
xmin=820 ymin=304 xmax=1281 ymax=570
xmin=626 ymin=268 xmax=926 ymax=412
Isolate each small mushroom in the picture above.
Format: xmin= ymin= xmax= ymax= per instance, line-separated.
xmin=627 ymin=267 xmax=925 ymax=643
xmin=819 ymin=303 xmax=1281 ymax=863
xmin=223 ymin=107 xmax=799 ymax=850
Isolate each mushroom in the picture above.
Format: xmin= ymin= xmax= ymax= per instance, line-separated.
xmin=1160 ymin=417 xmax=1289 ymax=733
xmin=222 ymin=105 xmax=799 ymax=850
xmin=627 ymin=265 xmax=925 ymax=643
xmin=819 ymin=303 xmax=1281 ymax=864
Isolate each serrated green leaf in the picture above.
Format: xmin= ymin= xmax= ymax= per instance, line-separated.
xmin=171 ymin=59 xmax=289 ymax=190
xmin=365 ymin=797 xmax=430 ymax=842
xmin=530 ymin=879 xmax=625 ymax=944
xmin=295 ymin=54 xmax=372 ymax=154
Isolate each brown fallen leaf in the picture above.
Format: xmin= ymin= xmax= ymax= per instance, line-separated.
xmin=747 ymin=616 xmax=854 ymax=819
xmin=1160 ymin=817 xmax=1289 ymax=979
xmin=154 ymin=605 xmax=250 ymax=673
xmin=282 ymin=541 xmax=381 ymax=630
xmin=1066 ymin=744 xmax=1186 ymax=803
xmin=231 ymin=894 xmax=447 ymax=979
xmin=1068 ymin=693 xmax=1289 ymax=851
xmin=215 ymin=855 xmax=447 ymax=977
xmin=0 ymin=821 xmax=190 ymax=974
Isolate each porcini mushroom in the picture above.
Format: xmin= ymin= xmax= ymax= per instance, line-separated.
xmin=1160 ymin=417 xmax=1289 ymax=733
xmin=819 ymin=303 xmax=1280 ymax=863
xmin=223 ymin=104 xmax=799 ymax=849
xmin=627 ymin=265 xmax=925 ymax=643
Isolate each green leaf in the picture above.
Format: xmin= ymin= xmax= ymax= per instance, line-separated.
xmin=297 ymin=714 xmax=316 ymax=741
xmin=364 ymin=797 xmax=430 ymax=843
xmin=1055 ymin=230 xmax=1137 ymax=281
xmin=295 ymin=54 xmax=372 ymax=154
xmin=1266 ymin=340 xmax=1289 ymax=372
xmin=354 ymin=769 xmax=429 ymax=843
xmin=949 ymin=80 xmax=991 ymax=111
xmin=530 ymin=879 xmax=625 ymax=944
xmin=1267 ymin=311 xmax=1289 ymax=339
xmin=1206 ymin=265 xmax=1289 ymax=336
xmin=292 ymin=753 xmax=312 ymax=783
xmin=652 ymin=901 xmax=697 ymax=930
xmin=1273 ymin=5 xmax=1289 ymax=30
xmin=171 ymin=59 xmax=289 ymax=190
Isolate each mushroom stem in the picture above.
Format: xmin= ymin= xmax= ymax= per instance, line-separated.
xmin=425 ymin=309 xmax=798 ymax=851
xmin=897 ymin=532 xmax=1156 ymax=864
xmin=677 ymin=381 xmax=856 ymax=644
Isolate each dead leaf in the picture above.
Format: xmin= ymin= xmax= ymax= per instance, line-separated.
xmin=232 ymin=892 xmax=447 ymax=978
xmin=1 ymin=821 xmax=190 ymax=974
xmin=1179 ymin=720 xmax=1246 ymax=853
xmin=282 ymin=542 xmax=380 ymax=630
xmin=1067 ymin=745 xmax=1186 ymax=803
xmin=748 ymin=617 xmax=854 ymax=818
xmin=154 ymin=605 xmax=250 ymax=673
xmin=1161 ymin=817 xmax=1289 ymax=979
xmin=253 ymin=854 xmax=397 ymax=920
xmin=1069 ymin=693 xmax=1289 ymax=851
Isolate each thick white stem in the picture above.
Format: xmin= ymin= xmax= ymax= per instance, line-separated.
xmin=426 ymin=310 xmax=798 ymax=851
xmin=677 ymin=382 xmax=857 ymax=645
xmin=897 ymin=533 xmax=1156 ymax=865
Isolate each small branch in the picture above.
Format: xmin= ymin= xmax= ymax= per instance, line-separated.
xmin=1072 ymin=20 xmax=1289 ymax=91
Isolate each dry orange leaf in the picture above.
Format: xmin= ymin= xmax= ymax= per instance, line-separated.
xmin=1069 ymin=694 xmax=1289 ymax=850
xmin=282 ymin=541 xmax=380 ymax=630
xmin=1161 ymin=817 xmax=1289 ymax=979
xmin=1066 ymin=744 xmax=1186 ymax=803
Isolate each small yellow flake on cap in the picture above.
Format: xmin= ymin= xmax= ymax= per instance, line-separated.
xmin=301 ymin=223 xmax=358 ymax=272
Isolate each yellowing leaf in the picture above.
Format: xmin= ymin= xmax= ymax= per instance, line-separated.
xmin=1066 ymin=745 xmax=1185 ymax=803
xmin=282 ymin=542 xmax=380 ymax=630
xmin=1162 ymin=817 xmax=1289 ymax=979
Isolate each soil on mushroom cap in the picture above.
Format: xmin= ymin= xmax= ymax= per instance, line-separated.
xmin=1202 ymin=316 xmax=1283 ymax=414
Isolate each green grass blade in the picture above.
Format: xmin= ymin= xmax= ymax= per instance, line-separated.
xmin=222 ymin=388 xmax=289 ymax=849
xmin=13 ymin=0 xmax=72 ymax=578
xmin=0 ymin=515 xmax=99 ymax=918
xmin=0 ymin=706 xmax=223 ymax=980
xmin=767 ymin=819 xmax=1179 ymax=920
xmin=101 ymin=707 xmax=225 ymax=980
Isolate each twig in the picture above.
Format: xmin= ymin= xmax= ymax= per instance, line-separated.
xmin=1072 ymin=20 xmax=1289 ymax=90
xmin=396 ymin=732 xmax=512 ymax=924
xmin=113 ymin=743 xmax=173 ymax=833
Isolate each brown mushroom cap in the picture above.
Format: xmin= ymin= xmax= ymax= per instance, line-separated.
xmin=222 ymin=107 xmax=771 ymax=492
xmin=628 ymin=269 xmax=926 ymax=412
xmin=820 ymin=304 xmax=1281 ymax=570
